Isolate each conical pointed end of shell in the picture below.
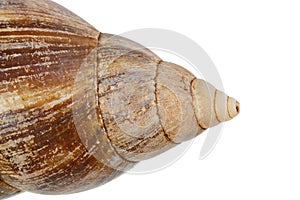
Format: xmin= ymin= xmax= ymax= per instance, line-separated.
xmin=211 ymin=89 xmax=240 ymax=123
xmin=191 ymin=79 xmax=240 ymax=129
xmin=227 ymin=97 xmax=240 ymax=119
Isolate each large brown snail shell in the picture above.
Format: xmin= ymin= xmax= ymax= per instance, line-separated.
xmin=0 ymin=0 xmax=239 ymax=199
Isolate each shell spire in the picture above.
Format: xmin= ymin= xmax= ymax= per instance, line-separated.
xmin=191 ymin=79 xmax=240 ymax=129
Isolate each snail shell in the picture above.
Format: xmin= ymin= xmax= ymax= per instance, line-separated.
xmin=0 ymin=0 xmax=240 ymax=199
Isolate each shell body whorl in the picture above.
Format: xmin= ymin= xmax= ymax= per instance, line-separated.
xmin=0 ymin=0 xmax=239 ymax=199
xmin=0 ymin=0 xmax=123 ymax=195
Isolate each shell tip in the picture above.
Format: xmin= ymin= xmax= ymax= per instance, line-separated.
xmin=227 ymin=97 xmax=240 ymax=119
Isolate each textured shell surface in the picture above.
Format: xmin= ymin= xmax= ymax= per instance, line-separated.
xmin=0 ymin=0 xmax=240 ymax=199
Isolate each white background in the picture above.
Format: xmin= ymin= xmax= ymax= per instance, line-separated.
xmin=13 ymin=0 xmax=300 ymax=199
